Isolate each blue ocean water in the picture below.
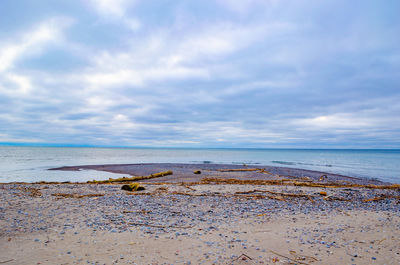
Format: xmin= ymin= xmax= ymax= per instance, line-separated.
xmin=0 ymin=146 xmax=399 ymax=183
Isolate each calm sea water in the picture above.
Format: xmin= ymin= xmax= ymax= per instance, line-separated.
xmin=0 ymin=146 xmax=399 ymax=183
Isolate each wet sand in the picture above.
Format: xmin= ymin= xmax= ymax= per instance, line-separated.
xmin=1 ymin=164 xmax=399 ymax=264
xmin=49 ymin=163 xmax=388 ymax=185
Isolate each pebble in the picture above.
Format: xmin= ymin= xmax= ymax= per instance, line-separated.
xmin=2 ymin=180 xmax=399 ymax=264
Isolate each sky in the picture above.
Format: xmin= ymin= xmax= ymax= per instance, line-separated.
xmin=0 ymin=0 xmax=399 ymax=148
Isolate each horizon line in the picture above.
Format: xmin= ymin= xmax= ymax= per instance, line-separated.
xmin=0 ymin=142 xmax=399 ymax=150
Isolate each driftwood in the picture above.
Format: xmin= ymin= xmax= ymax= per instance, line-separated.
xmin=323 ymin=196 xmax=350 ymax=202
xmin=231 ymin=253 xmax=253 ymax=262
xmin=127 ymin=222 xmax=193 ymax=229
xmin=0 ymin=260 xmax=14 ymax=264
xmin=87 ymin=171 xmax=173 ymax=184
xmin=270 ymin=250 xmax=317 ymax=265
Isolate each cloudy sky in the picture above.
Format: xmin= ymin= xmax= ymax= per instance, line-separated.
xmin=0 ymin=0 xmax=399 ymax=148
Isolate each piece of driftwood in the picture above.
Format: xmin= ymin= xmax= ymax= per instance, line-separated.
xmin=231 ymin=253 xmax=253 ymax=262
xmin=87 ymin=170 xmax=173 ymax=184
xmin=127 ymin=222 xmax=193 ymax=229
xmin=323 ymin=196 xmax=350 ymax=202
xmin=0 ymin=259 xmax=14 ymax=264
xmin=269 ymin=250 xmax=315 ymax=265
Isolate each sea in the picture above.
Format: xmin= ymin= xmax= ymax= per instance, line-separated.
xmin=0 ymin=146 xmax=399 ymax=183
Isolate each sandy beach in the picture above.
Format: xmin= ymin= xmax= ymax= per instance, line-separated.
xmin=1 ymin=164 xmax=400 ymax=264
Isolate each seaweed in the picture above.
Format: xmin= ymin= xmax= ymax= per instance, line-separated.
xmin=235 ymin=189 xmax=315 ymax=202
xmin=17 ymin=187 xmax=42 ymax=197
xmin=200 ymin=177 xmax=400 ymax=190
xmin=121 ymin=183 xmax=145 ymax=191
xmin=363 ymin=194 xmax=400 ymax=202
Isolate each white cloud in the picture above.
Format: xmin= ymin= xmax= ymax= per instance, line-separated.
xmin=0 ymin=133 xmax=42 ymax=143
xmin=90 ymin=0 xmax=140 ymax=30
xmin=93 ymin=0 xmax=129 ymax=17
xmin=298 ymin=115 xmax=372 ymax=129
xmin=217 ymin=0 xmax=281 ymax=14
xmin=80 ymin=22 xmax=280 ymax=89
xmin=175 ymin=121 xmax=284 ymax=144
xmin=6 ymin=73 xmax=32 ymax=95
xmin=0 ymin=18 xmax=72 ymax=73
xmin=219 ymin=79 xmax=299 ymax=96
xmin=0 ymin=18 xmax=73 ymax=99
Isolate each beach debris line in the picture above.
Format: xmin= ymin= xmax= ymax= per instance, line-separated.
xmin=235 ymin=189 xmax=316 ymax=202
xmin=51 ymin=193 xmax=104 ymax=199
xmin=121 ymin=183 xmax=145 ymax=191
xmin=200 ymin=177 xmax=400 ymax=190
xmin=127 ymin=222 xmax=193 ymax=229
xmin=86 ymin=170 xmax=173 ymax=184
xmin=17 ymin=186 xmax=42 ymax=197
xmin=363 ymin=194 xmax=400 ymax=202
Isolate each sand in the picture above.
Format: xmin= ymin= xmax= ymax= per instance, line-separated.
xmin=49 ymin=163 xmax=388 ymax=185
xmin=1 ymin=164 xmax=400 ymax=264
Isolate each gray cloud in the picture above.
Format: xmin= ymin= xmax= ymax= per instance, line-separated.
xmin=0 ymin=0 xmax=399 ymax=147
